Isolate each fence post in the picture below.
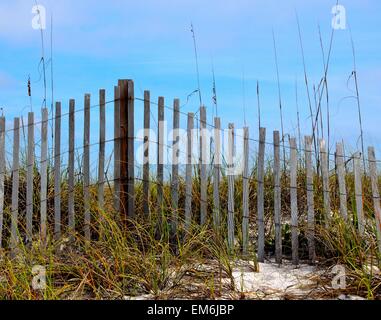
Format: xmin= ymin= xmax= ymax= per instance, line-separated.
xmin=213 ymin=117 xmax=221 ymax=231
xmin=200 ymin=106 xmax=207 ymax=226
xmin=242 ymin=127 xmax=249 ymax=255
xmin=171 ymin=99 xmax=180 ymax=238
xmin=354 ymin=152 xmax=364 ymax=235
xmin=26 ymin=112 xmax=34 ymax=244
xmin=157 ymin=96 xmax=164 ymax=228
xmin=257 ymin=127 xmax=266 ymax=262
xmin=40 ymin=109 xmax=48 ymax=245
xmin=319 ymin=139 xmax=331 ymax=226
xmin=274 ymin=131 xmax=282 ymax=264
xmin=289 ymin=137 xmax=299 ymax=265
xmin=305 ymin=136 xmax=315 ymax=264
xmin=113 ymin=86 xmax=121 ymax=213
xmin=10 ymin=118 xmax=20 ymax=255
xmin=98 ymin=89 xmax=106 ymax=211
xmin=227 ymin=123 xmax=235 ymax=252
xmin=336 ymin=142 xmax=348 ymax=220
xmin=368 ymin=147 xmax=381 ymax=253
xmin=54 ymin=102 xmax=61 ymax=240
xmin=84 ymin=94 xmax=91 ymax=241
xmin=0 ymin=117 xmax=5 ymax=248
xmin=127 ymin=80 xmax=135 ymax=219
xmin=185 ymin=113 xmax=194 ymax=236
xmin=143 ymin=90 xmax=150 ymax=217
xmin=68 ymin=99 xmax=75 ymax=234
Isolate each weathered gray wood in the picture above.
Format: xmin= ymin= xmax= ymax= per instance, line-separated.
xmin=353 ymin=152 xmax=364 ymax=235
xmin=26 ymin=112 xmax=34 ymax=243
xmin=213 ymin=117 xmax=221 ymax=231
xmin=336 ymin=143 xmax=348 ymax=220
xmin=143 ymin=90 xmax=150 ymax=217
xmin=157 ymin=96 xmax=164 ymax=221
xmin=0 ymin=117 xmax=5 ymax=248
xmin=171 ymin=98 xmax=180 ymax=237
xmin=98 ymin=89 xmax=106 ymax=211
xmin=273 ymin=131 xmax=282 ymax=264
xmin=368 ymin=147 xmax=381 ymax=253
xmin=68 ymin=99 xmax=75 ymax=233
xmin=319 ymin=139 xmax=331 ymax=226
xmin=10 ymin=118 xmax=20 ymax=254
xmin=242 ymin=127 xmax=249 ymax=255
xmin=40 ymin=109 xmax=48 ymax=244
xmin=227 ymin=123 xmax=235 ymax=252
xmin=54 ymin=102 xmax=61 ymax=240
xmin=257 ymin=127 xmax=266 ymax=262
xmin=305 ymin=136 xmax=316 ymax=263
xmin=185 ymin=113 xmax=194 ymax=235
xmin=113 ymin=86 xmax=121 ymax=212
xmin=289 ymin=137 xmax=299 ymax=265
xmin=127 ymin=80 xmax=135 ymax=218
xmin=200 ymin=106 xmax=207 ymax=225
xmin=84 ymin=94 xmax=91 ymax=241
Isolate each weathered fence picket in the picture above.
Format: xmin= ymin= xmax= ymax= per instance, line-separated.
xmin=200 ymin=106 xmax=207 ymax=226
xmin=0 ymin=116 xmax=5 ymax=248
xmin=336 ymin=142 xmax=348 ymax=220
xmin=354 ymin=152 xmax=364 ymax=235
xmin=98 ymin=89 xmax=106 ymax=211
xmin=143 ymin=90 xmax=150 ymax=217
xmin=227 ymin=123 xmax=235 ymax=251
xmin=113 ymin=86 xmax=121 ymax=213
xmin=26 ymin=112 xmax=34 ymax=243
xmin=68 ymin=99 xmax=75 ymax=233
xmin=289 ymin=137 xmax=299 ymax=265
xmin=274 ymin=131 xmax=282 ymax=264
xmin=84 ymin=94 xmax=91 ymax=241
xmin=171 ymin=98 xmax=180 ymax=237
xmin=257 ymin=127 xmax=266 ymax=262
xmin=127 ymin=81 xmax=135 ymax=219
xmin=242 ymin=127 xmax=249 ymax=255
xmin=157 ymin=96 xmax=164 ymax=224
xmin=40 ymin=109 xmax=48 ymax=244
xmin=320 ymin=139 xmax=331 ymax=226
xmin=54 ymin=102 xmax=62 ymax=240
xmin=305 ymin=136 xmax=315 ymax=263
xmin=185 ymin=113 xmax=194 ymax=235
xmin=213 ymin=117 xmax=221 ymax=231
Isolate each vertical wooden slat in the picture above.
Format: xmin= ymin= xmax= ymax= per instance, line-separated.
xmin=185 ymin=113 xmax=194 ymax=235
xmin=10 ymin=118 xmax=20 ymax=254
xmin=320 ymin=139 xmax=331 ymax=226
xmin=336 ymin=142 xmax=348 ymax=220
xmin=305 ymin=136 xmax=316 ymax=263
xmin=368 ymin=147 xmax=381 ymax=252
xmin=289 ymin=137 xmax=299 ymax=265
xmin=68 ymin=99 xmax=75 ymax=233
xmin=200 ymin=106 xmax=207 ymax=225
xmin=354 ymin=152 xmax=364 ymax=235
xmin=242 ymin=127 xmax=249 ymax=255
xmin=257 ymin=127 xmax=266 ymax=262
xmin=157 ymin=96 xmax=164 ymax=224
xmin=143 ymin=90 xmax=150 ymax=217
xmin=83 ymin=94 xmax=91 ymax=241
xmin=127 ymin=80 xmax=135 ymax=218
xmin=98 ymin=89 xmax=106 ymax=210
xmin=227 ymin=123 xmax=235 ymax=251
xmin=0 ymin=117 xmax=5 ymax=248
xmin=171 ymin=98 xmax=180 ymax=237
xmin=213 ymin=117 xmax=221 ymax=231
xmin=26 ymin=112 xmax=34 ymax=243
xmin=273 ymin=131 xmax=282 ymax=264
xmin=54 ymin=102 xmax=61 ymax=240
xmin=40 ymin=109 xmax=48 ymax=245
xmin=113 ymin=86 xmax=121 ymax=213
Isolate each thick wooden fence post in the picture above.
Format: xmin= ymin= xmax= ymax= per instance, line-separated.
xmin=157 ymin=96 xmax=164 ymax=227
xmin=26 ymin=112 xmax=34 ymax=243
xmin=40 ymin=109 xmax=48 ymax=245
xmin=185 ymin=113 xmax=194 ymax=235
xmin=113 ymin=86 xmax=121 ymax=213
xmin=213 ymin=117 xmax=221 ymax=231
xmin=0 ymin=117 xmax=5 ymax=248
xmin=227 ymin=123 xmax=235 ymax=252
xmin=84 ymin=94 xmax=91 ymax=241
xmin=171 ymin=99 xmax=180 ymax=237
xmin=143 ymin=90 xmax=150 ymax=217
xmin=98 ymin=89 xmax=106 ymax=211
xmin=68 ymin=99 xmax=75 ymax=233
xmin=336 ymin=142 xmax=348 ymax=220
xmin=354 ymin=152 xmax=364 ymax=235
xmin=320 ymin=139 xmax=331 ymax=226
xmin=127 ymin=80 xmax=135 ymax=219
xmin=242 ymin=127 xmax=249 ymax=255
xmin=10 ymin=118 xmax=20 ymax=255
xmin=200 ymin=106 xmax=207 ymax=226
xmin=257 ymin=127 xmax=266 ymax=262
xmin=368 ymin=147 xmax=381 ymax=253
xmin=305 ymin=136 xmax=315 ymax=264
xmin=54 ymin=102 xmax=61 ymax=240
xmin=274 ymin=131 xmax=282 ymax=264
xmin=289 ymin=137 xmax=299 ymax=265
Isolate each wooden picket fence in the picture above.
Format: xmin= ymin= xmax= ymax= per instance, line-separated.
xmin=0 ymin=78 xmax=381 ymax=264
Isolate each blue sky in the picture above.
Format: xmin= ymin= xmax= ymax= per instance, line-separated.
xmin=1 ymin=0 xmax=381 ymax=165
